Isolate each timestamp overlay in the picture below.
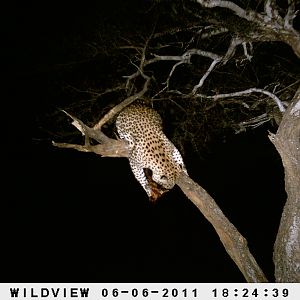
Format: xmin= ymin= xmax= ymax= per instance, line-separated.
xmin=0 ymin=283 xmax=299 ymax=300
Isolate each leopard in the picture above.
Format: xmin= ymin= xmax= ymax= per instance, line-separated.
xmin=116 ymin=103 xmax=187 ymax=201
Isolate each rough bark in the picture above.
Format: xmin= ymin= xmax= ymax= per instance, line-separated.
xmin=196 ymin=0 xmax=300 ymax=59
xmin=269 ymin=86 xmax=300 ymax=282
xmin=53 ymin=111 xmax=129 ymax=158
xmin=53 ymin=110 xmax=267 ymax=282
xmin=176 ymin=173 xmax=268 ymax=282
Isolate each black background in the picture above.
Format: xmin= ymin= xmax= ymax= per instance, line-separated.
xmin=3 ymin=1 xmax=292 ymax=283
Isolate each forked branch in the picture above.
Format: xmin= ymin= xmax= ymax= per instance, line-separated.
xmin=196 ymin=0 xmax=300 ymax=58
xmin=53 ymin=108 xmax=268 ymax=282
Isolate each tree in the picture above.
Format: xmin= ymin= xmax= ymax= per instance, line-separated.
xmin=50 ymin=1 xmax=300 ymax=282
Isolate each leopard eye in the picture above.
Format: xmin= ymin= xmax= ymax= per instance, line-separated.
xmin=160 ymin=175 xmax=167 ymax=180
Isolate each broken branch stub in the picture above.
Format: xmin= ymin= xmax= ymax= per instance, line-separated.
xmin=54 ymin=106 xmax=268 ymax=282
xmin=54 ymin=110 xmax=129 ymax=158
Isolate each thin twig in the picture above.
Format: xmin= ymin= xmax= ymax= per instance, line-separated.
xmin=196 ymin=87 xmax=286 ymax=112
xmin=192 ymin=59 xmax=221 ymax=94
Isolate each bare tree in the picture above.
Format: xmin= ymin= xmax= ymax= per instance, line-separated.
xmin=52 ymin=0 xmax=300 ymax=282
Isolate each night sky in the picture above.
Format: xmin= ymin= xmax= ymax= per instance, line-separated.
xmin=4 ymin=1 xmax=294 ymax=283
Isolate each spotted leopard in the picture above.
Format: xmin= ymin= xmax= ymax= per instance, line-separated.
xmin=116 ymin=103 xmax=186 ymax=201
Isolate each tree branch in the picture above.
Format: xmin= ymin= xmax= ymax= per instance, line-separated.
xmin=93 ymin=76 xmax=151 ymax=130
xmin=51 ymin=3 xmax=300 ymax=282
xmin=196 ymin=0 xmax=266 ymax=24
xmin=176 ymin=172 xmax=268 ymax=282
xmin=195 ymin=87 xmax=286 ymax=112
xmin=145 ymin=48 xmax=223 ymax=95
xmin=284 ymin=0 xmax=296 ymax=29
xmin=237 ymin=113 xmax=271 ymax=132
xmin=269 ymin=86 xmax=300 ymax=282
xmin=54 ymin=110 xmax=268 ymax=282
xmin=196 ymin=0 xmax=300 ymax=58
xmin=54 ymin=111 xmax=129 ymax=158
xmin=92 ymin=33 xmax=155 ymax=130
xmin=192 ymin=59 xmax=221 ymax=94
xmin=264 ymin=0 xmax=280 ymax=20
xmin=52 ymin=140 xmax=129 ymax=158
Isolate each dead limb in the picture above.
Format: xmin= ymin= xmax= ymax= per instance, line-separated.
xmin=53 ymin=110 xmax=129 ymax=158
xmin=53 ymin=108 xmax=268 ymax=282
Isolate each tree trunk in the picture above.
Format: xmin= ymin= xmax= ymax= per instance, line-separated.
xmin=270 ymin=86 xmax=300 ymax=282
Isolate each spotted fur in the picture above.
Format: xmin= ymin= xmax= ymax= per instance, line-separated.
xmin=116 ymin=103 xmax=186 ymax=200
